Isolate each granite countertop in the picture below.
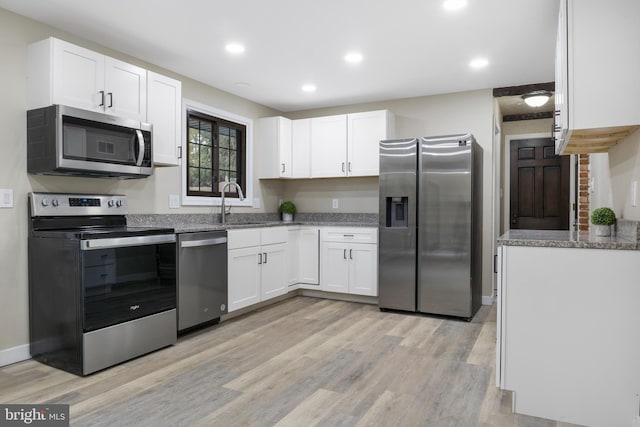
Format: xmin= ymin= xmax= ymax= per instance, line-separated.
xmin=498 ymin=221 xmax=639 ymax=250
xmin=127 ymin=213 xmax=379 ymax=233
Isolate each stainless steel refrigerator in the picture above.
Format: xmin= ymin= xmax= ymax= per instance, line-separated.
xmin=378 ymin=134 xmax=482 ymax=319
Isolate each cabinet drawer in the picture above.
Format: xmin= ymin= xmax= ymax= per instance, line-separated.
xmin=228 ymin=228 xmax=261 ymax=250
xmin=321 ymin=227 xmax=377 ymax=244
xmin=260 ymin=226 xmax=287 ymax=245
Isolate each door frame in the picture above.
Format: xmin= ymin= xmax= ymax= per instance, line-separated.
xmin=503 ymin=132 xmax=576 ymax=232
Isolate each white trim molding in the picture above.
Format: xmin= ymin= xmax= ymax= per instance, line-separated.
xmin=181 ymin=98 xmax=254 ymax=207
xmin=0 ymin=344 xmax=30 ymax=367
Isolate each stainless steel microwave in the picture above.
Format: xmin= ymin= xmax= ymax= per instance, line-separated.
xmin=27 ymin=105 xmax=153 ymax=178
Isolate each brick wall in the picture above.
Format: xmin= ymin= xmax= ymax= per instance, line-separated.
xmin=578 ymin=154 xmax=590 ymax=231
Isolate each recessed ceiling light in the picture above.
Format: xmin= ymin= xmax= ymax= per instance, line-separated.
xmin=225 ymin=43 xmax=245 ymax=54
xmin=344 ymin=52 xmax=363 ymax=64
xmin=235 ymin=82 xmax=250 ymax=88
xmin=301 ymin=84 xmax=317 ymax=93
xmin=469 ymin=57 xmax=489 ymax=69
xmin=443 ymin=0 xmax=467 ymax=11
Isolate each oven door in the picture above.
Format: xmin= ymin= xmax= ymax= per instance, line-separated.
xmin=80 ymin=234 xmax=176 ymax=332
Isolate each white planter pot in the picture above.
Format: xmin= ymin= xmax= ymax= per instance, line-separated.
xmin=593 ymin=224 xmax=612 ymax=237
xmin=282 ymin=213 xmax=293 ymax=222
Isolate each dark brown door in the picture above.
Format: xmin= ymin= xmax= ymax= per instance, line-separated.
xmin=510 ymin=138 xmax=570 ymax=230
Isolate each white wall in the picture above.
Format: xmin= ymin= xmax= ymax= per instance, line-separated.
xmin=608 ymin=128 xmax=640 ymax=220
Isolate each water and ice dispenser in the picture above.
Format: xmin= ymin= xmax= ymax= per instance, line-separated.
xmin=385 ymin=197 xmax=408 ymax=228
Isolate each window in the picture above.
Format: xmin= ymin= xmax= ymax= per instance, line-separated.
xmin=187 ymin=110 xmax=246 ymax=197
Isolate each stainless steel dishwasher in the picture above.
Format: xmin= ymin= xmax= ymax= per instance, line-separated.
xmin=177 ymin=230 xmax=228 ymax=331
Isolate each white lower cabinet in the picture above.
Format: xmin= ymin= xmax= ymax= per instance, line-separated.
xmin=497 ymin=245 xmax=640 ymax=427
xmin=298 ymin=227 xmax=319 ymax=287
xmin=227 ymin=227 xmax=288 ymax=312
xmin=320 ymin=227 xmax=378 ymax=296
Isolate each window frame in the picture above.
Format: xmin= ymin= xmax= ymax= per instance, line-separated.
xmin=181 ymin=99 xmax=253 ymax=207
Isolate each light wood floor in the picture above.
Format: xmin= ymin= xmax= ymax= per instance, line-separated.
xmin=0 ymin=297 xmax=580 ymax=426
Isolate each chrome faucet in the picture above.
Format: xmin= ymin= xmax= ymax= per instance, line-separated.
xmin=220 ymin=182 xmax=245 ymax=225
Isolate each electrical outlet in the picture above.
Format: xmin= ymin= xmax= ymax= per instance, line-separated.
xmin=168 ymin=194 xmax=180 ymax=209
xmin=253 ymin=198 xmax=261 ymax=209
xmin=332 ymin=199 xmax=339 ymax=209
xmin=632 ymin=181 xmax=638 ymax=207
xmin=0 ymin=189 xmax=13 ymax=208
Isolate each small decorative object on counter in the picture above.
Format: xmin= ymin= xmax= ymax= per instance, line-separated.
xmin=279 ymin=201 xmax=297 ymax=222
xmin=590 ymin=207 xmax=616 ymax=237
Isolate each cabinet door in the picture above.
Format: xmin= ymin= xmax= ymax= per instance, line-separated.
xmin=256 ymin=117 xmax=292 ymax=178
xmin=292 ymin=118 xmax=311 ymax=178
xmin=321 ymin=242 xmax=349 ymax=293
xmin=348 ymin=243 xmax=378 ymax=296
xmin=148 ymin=71 xmax=182 ymax=166
xmin=104 ymin=57 xmax=147 ymax=121
xmin=228 ymin=247 xmax=261 ymax=312
xmin=311 ymin=115 xmax=347 ymax=177
xmin=347 ymin=110 xmax=389 ymax=177
xmin=261 ymin=243 xmax=288 ymax=300
xmin=286 ymin=227 xmax=300 ymax=286
xmin=299 ymin=227 xmax=319 ymax=285
xmin=52 ymin=38 xmax=105 ymax=112
xmin=279 ymin=118 xmax=293 ymax=178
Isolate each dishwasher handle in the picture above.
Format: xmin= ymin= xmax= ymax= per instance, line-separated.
xmin=180 ymin=237 xmax=227 ymax=248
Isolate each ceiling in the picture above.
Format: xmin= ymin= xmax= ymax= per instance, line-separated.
xmin=0 ymin=0 xmax=560 ymax=113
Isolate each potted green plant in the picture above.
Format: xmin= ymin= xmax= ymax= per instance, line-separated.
xmin=590 ymin=207 xmax=616 ymax=237
xmin=279 ymin=201 xmax=297 ymax=222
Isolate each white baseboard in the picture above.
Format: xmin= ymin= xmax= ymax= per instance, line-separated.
xmin=482 ymin=295 xmax=496 ymax=306
xmin=0 ymin=344 xmax=31 ymax=367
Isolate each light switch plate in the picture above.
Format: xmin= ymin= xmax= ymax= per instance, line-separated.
xmin=332 ymin=199 xmax=339 ymax=209
xmin=168 ymin=194 xmax=180 ymax=209
xmin=253 ymin=198 xmax=261 ymax=209
xmin=0 ymin=189 xmax=13 ymax=208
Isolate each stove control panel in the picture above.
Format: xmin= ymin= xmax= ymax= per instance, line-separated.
xmin=30 ymin=193 xmax=128 ymax=216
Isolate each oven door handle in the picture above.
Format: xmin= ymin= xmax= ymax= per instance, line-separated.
xmin=81 ymin=234 xmax=176 ymax=251
xmin=135 ymin=130 xmax=145 ymax=167
xmin=180 ymin=237 xmax=227 ymax=248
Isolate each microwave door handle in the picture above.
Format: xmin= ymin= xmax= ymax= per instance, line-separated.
xmin=135 ymin=130 xmax=144 ymax=166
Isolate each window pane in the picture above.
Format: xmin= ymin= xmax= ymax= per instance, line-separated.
xmin=229 ymin=150 xmax=237 ymax=171
xmin=201 ymin=129 xmax=212 ymax=146
xmin=189 ymin=144 xmax=200 ymax=167
xmin=188 ymin=167 xmax=200 ymax=191
xmin=219 ymin=131 xmax=229 ymax=148
xmin=228 ymin=171 xmax=237 ymax=183
xmin=219 ymin=148 xmax=230 ymax=170
xmin=229 ymin=130 xmax=237 ymax=150
xmin=188 ymin=127 xmax=199 ymax=144
xmin=200 ymin=146 xmax=212 ymax=168
xmin=200 ymin=169 xmax=212 ymax=192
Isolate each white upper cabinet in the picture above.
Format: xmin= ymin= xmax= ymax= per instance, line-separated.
xmin=257 ymin=110 xmax=393 ymax=179
xmin=347 ymin=110 xmax=394 ymax=176
xmin=104 ymin=57 xmax=147 ymax=121
xmin=291 ymin=119 xmax=311 ymax=178
xmin=28 ymin=38 xmax=147 ymax=121
xmin=310 ymin=115 xmax=348 ymax=177
xmin=555 ymin=0 xmax=640 ymax=154
xmin=256 ymin=116 xmax=293 ymax=178
xmin=311 ymin=111 xmax=393 ymax=178
xmin=147 ymin=71 xmax=182 ymax=166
